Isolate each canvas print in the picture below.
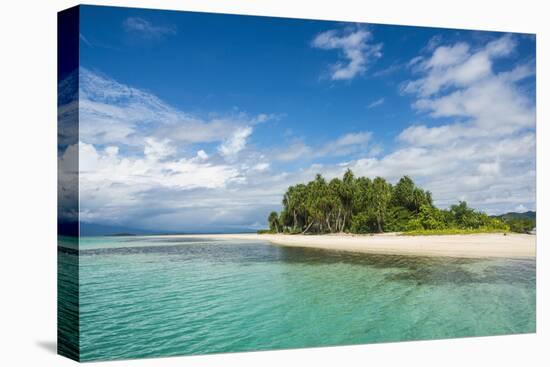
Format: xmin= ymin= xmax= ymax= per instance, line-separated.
xmin=58 ymin=5 xmax=536 ymax=362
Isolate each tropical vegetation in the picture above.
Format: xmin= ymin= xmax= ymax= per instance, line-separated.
xmin=264 ymin=169 xmax=527 ymax=235
xmin=493 ymin=211 xmax=536 ymax=234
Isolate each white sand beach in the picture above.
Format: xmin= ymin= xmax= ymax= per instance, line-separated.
xmin=157 ymin=233 xmax=535 ymax=258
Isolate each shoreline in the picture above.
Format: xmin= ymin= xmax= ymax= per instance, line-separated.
xmin=153 ymin=232 xmax=535 ymax=258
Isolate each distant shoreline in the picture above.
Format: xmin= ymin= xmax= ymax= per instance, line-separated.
xmin=151 ymin=232 xmax=536 ymax=258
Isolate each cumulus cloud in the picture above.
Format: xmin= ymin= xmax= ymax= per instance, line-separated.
xmin=144 ymin=138 xmax=175 ymax=161
xmin=268 ymin=35 xmax=535 ymax=216
xmin=60 ymin=33 xmax=535 ymax=232
xmin=402 ymin=35 xmax=517 ymax=97
xmin=196 ymin=150 xmax=209 ymax=161
xmin=64 ymin=68 xmax=281 ymax=229
xmin=362 ymin=34 xmax=536 ymax=213
xmin=58 ymin=143 xmax=79 ymax=222
xmin=401 ymin=35 xmax=534 ymax=144
xmin=312 ymin=27 xmax=382 ymax=80
xmin=78 ymin=141 xmax=244 ymax=222
xmin=79 ymin=142 xmax=240 ymax=190
xmin=218 ymin=126 xmax=253 ymax=159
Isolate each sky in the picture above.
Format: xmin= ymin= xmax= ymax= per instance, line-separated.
xmin=62 ymin=5 xmax=536 ymax=232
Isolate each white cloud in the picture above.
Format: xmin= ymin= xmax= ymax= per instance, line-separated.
xmin=275 ymin=131 xmax=372 ymax=162
xmin=264 ymin=35 xmax=534 ymax=216
xmin=367 ymin=97 xmax=385 ymax=109
xmin=424 ymin=35 xmax=443 ymax=52
xmin=122 ymin=17 xmax=176 ymax=38
xmin=79 ymin=33 xmax=93 ymax=47
xmin=334 ymin=132 xmax=371 ymax=145
xmin=78 ymin=67 xmax=272 ymax=147
xmin=403 ymin=35 xmax=517 ymax=97
xmin=485 ymin=34 xmax=517 ymax=57
xmin=426 ymin=42 xmax=470 ymax=69
xmin=275 ymin=142 xmax=312 ymax=162
xmin=58 ymin=143 xmax=79 ymax=222
xmin=477 ymin=161 xmax=500 ymax=175
xmin=414 ymin=74 xmax=534 ymax=133
xmin=144 ymin=138 xmax=175 ymax=161
xmin=371 ymin=34 xmax=535 ymax=213
xmin=514 ymin=204 xmax=528 ymax=212
xmin=68 ymin=68 xmax=284 ymax=229
xmin=218 ymin=126 xmax=253 ymax=159
xmin=196 ymin=150 xmax=209 ymax=161
xmin=312 ymin=27 xmax=382 ymax=80
xmin=402 ymin=37 xmax=534 ymax=147
xmin=252 ymin=162 xmax=270 ymax=172
xmin=78 ymin=141 xmax=244 ymax=222
xmin=344 ymin=131 xmax=535 ymax=213
xmin=61 ymin=34 xmax=535 ymax=232
xmin=398 ymin=124 xmax=466 ymax=147
xmin=79 ymin=142 xmax=240 ymax=190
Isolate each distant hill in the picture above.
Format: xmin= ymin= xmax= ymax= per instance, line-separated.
xmin=493 ymin=211 xmax=536 ymax=221
xmin=491 ymin=211 xmax=536 ymax=233
xmin=80 ymin=223 xmax=157 ymax=236
xmin=79 ymin=222 xmax=259 ymax=236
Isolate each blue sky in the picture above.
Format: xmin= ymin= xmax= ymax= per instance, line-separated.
xmin=63 ymin=5 xmax=536 ymax=231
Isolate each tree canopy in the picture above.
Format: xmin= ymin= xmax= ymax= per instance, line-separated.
xmin=265 ymin=169 xmax=512 ymax=234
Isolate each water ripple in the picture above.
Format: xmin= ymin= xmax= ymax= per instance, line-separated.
xmin=58 ymin=238 xmax=536 ymax=361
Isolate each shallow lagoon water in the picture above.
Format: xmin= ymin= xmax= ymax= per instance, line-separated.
xmin=58 ymin=236 xmax=535 ymax=361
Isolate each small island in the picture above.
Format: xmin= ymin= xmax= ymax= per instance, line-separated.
xmin=153 ymin=169 xmax=533 ymax=258
xmin=263 ymin=169 xmax=535 ymax=236
xmin=157 ymin=170 xmax=535 ymax=259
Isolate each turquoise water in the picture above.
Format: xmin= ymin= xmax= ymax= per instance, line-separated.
xmin=58 ymin=236 xmax=536 ymax=361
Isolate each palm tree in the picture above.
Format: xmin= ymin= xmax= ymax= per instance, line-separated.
xmin=339 ymin=169 xmax=355 ymax=232
xmin=268 ymin=211 xmax=280 ymax=233
xmin=371 ymin=177 xmax=391 ymax=232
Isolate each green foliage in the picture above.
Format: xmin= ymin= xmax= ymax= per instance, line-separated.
xmin=351 ymin=212 xmax=377 ymax=233
xmin=392 ymin=176 xmax=432 ymax=213
xmin=501 ymin=217 xmax=535 ymax=233
xmin=268 ymin=211 xmax=282 ymax=233
xmin=492 ymin=211 xmax=535 ymax=233
xmin=353 ymin=176 xmax=372 ymax=213
xmin=404 ymin=228 xmax=510 ymax=236
xmin=257 ymin=229 xmax=272 ymax=234
xmin=370 ymin=177 xmax=392 ymax=232
xmin=450 ymin=201 xmax=478 ymax=228
xmin=407 ymin=204 xmax=446 ymax=231
xmin=384 ymin=207 xmax=415 ymax=232
xmin=267 ymin=170 xmax=511 ymax=235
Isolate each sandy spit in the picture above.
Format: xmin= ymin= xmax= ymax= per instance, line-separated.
xmin=155 ymin=232 xmax=535 ymax=258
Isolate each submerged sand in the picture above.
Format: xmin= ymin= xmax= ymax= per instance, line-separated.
xmin=157 ymin=232 xmax=535 ymax=258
